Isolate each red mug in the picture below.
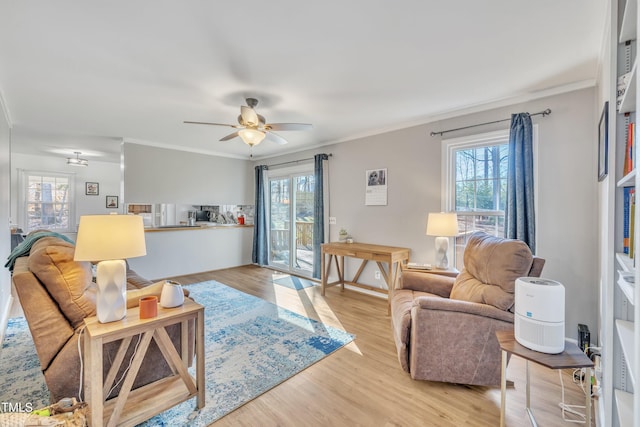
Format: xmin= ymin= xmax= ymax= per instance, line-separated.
xmin=139 ymin=296 xmax=158 ymax=319
xmin=238 ymin=216 xmax=245 ymax=225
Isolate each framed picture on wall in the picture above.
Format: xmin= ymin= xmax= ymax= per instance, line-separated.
xmin=598 ymin=101 xmax=609 ymax=182
xmin=106 ymin=196 xmax=118 ymax=209
xmin=85 ymin=182 xmax=99 ymax=195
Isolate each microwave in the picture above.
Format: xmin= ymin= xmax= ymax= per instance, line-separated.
xmin=196 ymin=210 xmax=210 ymax=222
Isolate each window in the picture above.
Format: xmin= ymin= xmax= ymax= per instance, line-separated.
xmin=20 ymin=170 xmax=75 ymax=233
xmin=443 ymin=128 xmax=538 ymax=269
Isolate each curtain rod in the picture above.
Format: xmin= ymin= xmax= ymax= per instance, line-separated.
xmin=268 ymin=153 xmax=332 ymax=168
xmin=430 ymin=108 xmax=552 ymax=137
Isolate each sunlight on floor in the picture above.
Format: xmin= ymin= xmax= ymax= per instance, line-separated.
xmin=270 ymin=272 xmax=363 ymax=356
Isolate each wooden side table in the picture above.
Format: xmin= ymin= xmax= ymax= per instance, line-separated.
xmin=496 ymin=330 xmax=593 ymax=427
xmin=84 ymin=298 xmax=205 ymax=427
xmin=320 ymin=242 xmax=410 ymax=313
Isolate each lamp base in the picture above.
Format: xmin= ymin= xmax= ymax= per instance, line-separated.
xmin=434 ymin=236 xmax=449 ymax=269
xmin=96 ymin=259 xmax=127 ymax=323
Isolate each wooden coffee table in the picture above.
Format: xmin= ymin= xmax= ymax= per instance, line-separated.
xmin=83 ymin=298 xmax=205 ymax=427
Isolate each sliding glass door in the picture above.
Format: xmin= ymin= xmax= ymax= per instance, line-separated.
xmin=268 ymin=167 xmax=315 ymax=276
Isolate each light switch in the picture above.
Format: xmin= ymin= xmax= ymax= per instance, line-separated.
xmin=329 ymin=217 xmax=336 ymax=225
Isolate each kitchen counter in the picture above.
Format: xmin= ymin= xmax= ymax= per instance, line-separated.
xmin=145 ymin=224 xmax=253 ymax=232
xmin=129 ymin=223 xmax=254 ymax=279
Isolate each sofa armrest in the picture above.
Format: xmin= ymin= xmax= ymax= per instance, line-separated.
xmin=126 ymin=268 xmax=153 ymax=289
xmin=408 ymin=296 xmax=513 ymax=385
xmin=126 ymin=281 xmax=166 ymax=308
xmin=414 ymin=295 xmax=514 ymax=323
xmin=399 ymin=271 xmax=455 ymax=298
xmin=125 ymin=281 xmax=192 ymax=309
xmin=12 ymin=257 xmax=75 ymax=371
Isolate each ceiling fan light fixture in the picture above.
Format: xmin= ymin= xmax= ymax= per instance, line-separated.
xmin=67 ymin=151 xmax=88 ymax=166
xmin=238 ymin=128 xmax=266 ymax=147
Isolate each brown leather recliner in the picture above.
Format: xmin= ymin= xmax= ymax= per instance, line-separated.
xmin=391 ymin=231 xmax=545 ymax=386
xmin=11 ymin=236 xmax=194 ymax=403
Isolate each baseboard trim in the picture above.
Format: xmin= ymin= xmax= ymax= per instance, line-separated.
xmin=0 ymin=294 xmax=13 ymax=346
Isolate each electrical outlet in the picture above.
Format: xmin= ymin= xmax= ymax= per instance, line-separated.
xmin=375 ymin=270 xmax=381 ymax=280
xmin=329 ymin=217 xmax=336 ymax=225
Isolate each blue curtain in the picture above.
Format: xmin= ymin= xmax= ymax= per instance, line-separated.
xmin=312 ymin=154 xmax=329 ymax=279
xmin=252 ymin=165 xmax=269 ymax=265
xmin=505 ymin=113 xmax=536 ymax=253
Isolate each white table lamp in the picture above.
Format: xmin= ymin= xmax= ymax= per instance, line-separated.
xmin=74 ymin=214 xmax=147 ymax=323
xmin=426 ymin=212 xmax=458 ymax=269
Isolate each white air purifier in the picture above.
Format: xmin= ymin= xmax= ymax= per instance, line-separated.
xmin=514 ymin=277 xmax=565 ymax=354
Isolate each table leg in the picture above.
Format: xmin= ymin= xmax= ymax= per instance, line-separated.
xmin=525 ymin=360 xmax=538 ymax=427
xmin=321 ymin=251 xmax=327 ymax=295
xmin=500 ymin=349 xmax=507 ymax=427
xmin=196 ymin=309 xmax=205 ymax=409
xmin=87 ymin=335 xmax=104 ymax=427
xmin=339 ymin=255 xmax=345 ymax=291
xmin=586 ymin=367 xmax=591 ymax=426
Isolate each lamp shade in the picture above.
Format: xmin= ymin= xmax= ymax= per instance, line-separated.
xmin=426 ymin=212 xmax=459 ymax=237
xmin=74 ymin=214 xmax=147 ymax=261
xmin=238 ymin=128 xmax=266 ymax=147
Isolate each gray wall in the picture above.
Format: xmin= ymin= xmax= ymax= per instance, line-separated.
xmin=123 ymin=143 xmax=253 ymax=205
xmin=0 ymin=101 xmax=11 ymax=336
xmin=256 ymin=87 xmax=598 ymax=342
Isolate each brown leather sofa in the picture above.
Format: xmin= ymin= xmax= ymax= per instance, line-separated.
xmin=391 ymin=232 xmax=545 ymax=386
xmin=11 ymin=235 xmax=193 ymax=403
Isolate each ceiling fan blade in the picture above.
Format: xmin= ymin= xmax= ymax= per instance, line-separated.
xmin=240 ymin=106 xmax=259 ymax=127
xmin=220 ymin=131 xmax=240 ymax=141
xmin=266 ymin=131 xmax=289 ymax=145
xmin=264 ymin=123 xmax=313 ymax=131
xmin=184 ymin=121 xmax=239 ymax=128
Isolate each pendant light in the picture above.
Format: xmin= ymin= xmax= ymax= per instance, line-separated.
xmin=67 ymin=151 xmax=88 ymax=166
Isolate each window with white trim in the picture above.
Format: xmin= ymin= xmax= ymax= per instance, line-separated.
xmin=20 ymin=170 xmax=75 ymax=233
xmin=443 ymin=128 xmax=538 ymax=270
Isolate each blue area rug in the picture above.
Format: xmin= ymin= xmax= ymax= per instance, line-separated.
xmin=0 ymin=280 xmax=354 ymax=426
xmin=272 ymin=275 xmax=316 ymax=290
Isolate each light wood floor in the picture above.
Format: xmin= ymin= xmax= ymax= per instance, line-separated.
xmin=165 ymin=265 xmax=596 ymax=427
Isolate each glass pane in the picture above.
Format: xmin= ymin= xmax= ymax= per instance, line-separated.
xmin=456 ymin=149 xmax=475 ymax=181
xmin=27 ymin=202 xmax=69 ymax=230
xmin=293 ymin=174 xmax=314 ymax=274
xmin=269 ymin=178 xmax=290 ymax=268
xmin=475 ymin=180 xmax=494 ymax=210
xmin=455 ymin=181 xmax=475 ymax=211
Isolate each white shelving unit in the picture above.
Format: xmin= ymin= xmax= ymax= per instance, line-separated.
xmin=605 ymin=1 xmax=640 ymax=425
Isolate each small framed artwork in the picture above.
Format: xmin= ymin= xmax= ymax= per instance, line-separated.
xmin=106 ymin=195 xmax=118 ymax=209
xmin=598 ymin=101 xmax=609 ymax=182
xmin=85 ymin=182 xmax=99 ymax=195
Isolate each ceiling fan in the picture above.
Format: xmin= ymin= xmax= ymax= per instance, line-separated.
xmin=184 ymin=98 xmax=312 ymax=147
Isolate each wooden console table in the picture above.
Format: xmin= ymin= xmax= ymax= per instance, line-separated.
xmin=84 ymin=298 xmax=205 ymax=427
xmin=321 ymin=242 xmax=410 ymax=311
xmin=496 ymin=330 xmax=593 ymax=427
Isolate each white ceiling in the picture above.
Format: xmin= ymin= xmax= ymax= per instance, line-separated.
xmin=0 ymin=1 xmax=606 ymax=163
